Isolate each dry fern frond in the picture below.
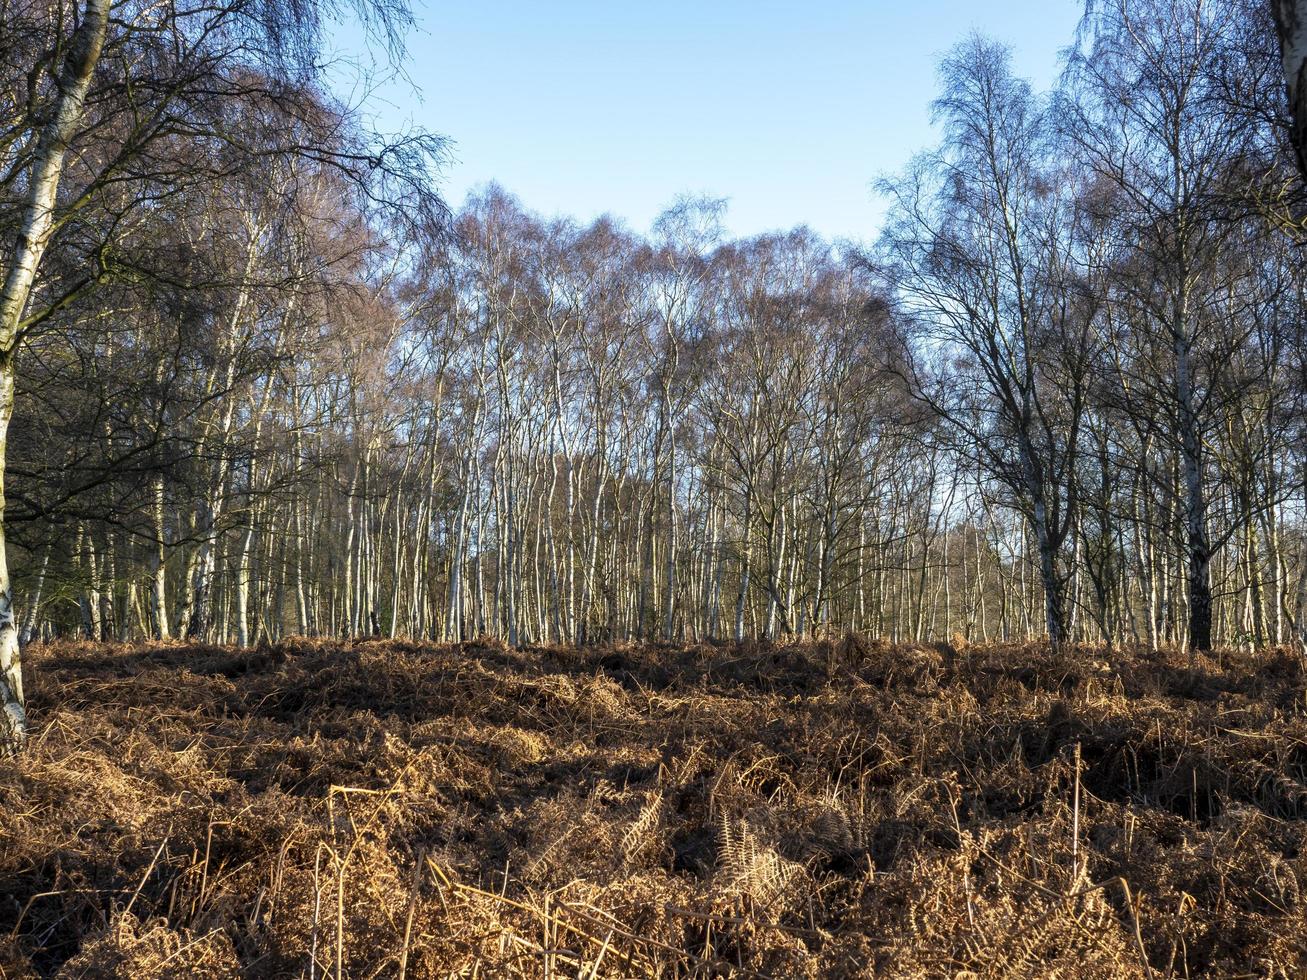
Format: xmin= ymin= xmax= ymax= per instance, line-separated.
xmin=620 ymin=789 xmax=666 ymax=865
xmin=716 ymin=817 xmax=809 ymax=915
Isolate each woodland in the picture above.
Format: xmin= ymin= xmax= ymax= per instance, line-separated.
xmin=4 ymin=0 xmax=1307 ymax=976
xmin=3 ymin=0 xmax=1307 ymax=700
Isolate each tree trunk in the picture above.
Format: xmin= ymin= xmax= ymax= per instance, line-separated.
xmin=1275 ymin=0 xmax=1307 ymax=183
xmin=0 ymin=363 xmax=26 ymax=748
xmin=1177 ymin=344 xmax=1212 ymax=654
xmin=0 ymin=0 xmax=111 ymax=749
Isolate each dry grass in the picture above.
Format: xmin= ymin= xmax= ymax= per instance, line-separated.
xmin=2 ymin=636 xmax=1306 ymax=977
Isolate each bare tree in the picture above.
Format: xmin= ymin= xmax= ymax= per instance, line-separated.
xmin=881 ymin=37 xmax=1097 ymax=650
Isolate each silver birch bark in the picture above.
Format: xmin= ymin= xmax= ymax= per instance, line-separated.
xmin=0 ymin=0 xmax=111 ymax=748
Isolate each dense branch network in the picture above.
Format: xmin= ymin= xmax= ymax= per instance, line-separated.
xmin=3 ymin=0 xmax=1307 ymax=696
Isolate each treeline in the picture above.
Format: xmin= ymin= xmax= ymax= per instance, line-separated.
xmin=5 ymin=0 xmax=1307 ymax=669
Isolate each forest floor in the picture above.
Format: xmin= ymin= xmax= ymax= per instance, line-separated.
xmin=2 ymin=637 xmax=1307 ymax=978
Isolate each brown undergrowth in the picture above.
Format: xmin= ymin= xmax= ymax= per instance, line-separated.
xmin=2 ymin=636 xmax=1307 ymax=977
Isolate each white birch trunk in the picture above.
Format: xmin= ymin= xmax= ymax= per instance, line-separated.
xmin=0 ymin=0 xmax=111 ymax=747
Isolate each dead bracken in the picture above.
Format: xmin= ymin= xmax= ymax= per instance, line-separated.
xmin=2 ymin=637 xmax=1306 ymax=978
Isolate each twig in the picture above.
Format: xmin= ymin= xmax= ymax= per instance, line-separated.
xmin=124 ymin=831 xmax=170 ymax=919
xmin=584 ymin=928 xmax=614 ymax=980
xmin=1071 ymin=741 xmax=1082 ymax=879
xmin=397 ymin=847 xmax=426 ymax=980
xmin=1118 ymin=877 xmax=1155 ymax=980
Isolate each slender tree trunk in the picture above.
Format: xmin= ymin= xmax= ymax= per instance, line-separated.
xmin=1177 ymin=341 xmax=1212 ymax=654
xmin=735 ymin=494 xmax=752 ymax=642
xmin=1275 ymin=0 xmax=1307 ymax=183
xmin=0 ymin=0 xmax=111 ymax=747
xmin=20 ymin=546 xmax=50 ymax=647
xmin=0 ymin=365 xmax=26 ymax=746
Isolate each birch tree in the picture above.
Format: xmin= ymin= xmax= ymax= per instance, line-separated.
xmin=881 ymin=37 xmax=1095 ymax=650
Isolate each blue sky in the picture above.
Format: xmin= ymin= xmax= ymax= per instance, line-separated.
xmin=329 ymin=1 xmax=1083 ymax=242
